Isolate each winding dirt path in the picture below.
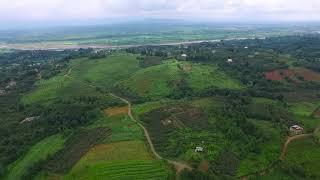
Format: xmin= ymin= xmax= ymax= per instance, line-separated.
xmin=280 ymin=133 xmax=313 ymax=160
xmin=240 ymin=125 xmax=320 ymax=179
xmin=64 ymin=65 xmax=193 ymax=177
xmin=110 ymin=93 xmax=193 ymax=177
xmin=280 ymin=125 xmax=320 ymax=161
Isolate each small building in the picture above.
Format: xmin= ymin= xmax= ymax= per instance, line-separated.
xmin=195 ymin=147 xmax=204 ymax=152
xmin=227 ymin=58 xmax=233 ymax=63
xmin=290 ymin=125 xmax=304 ymax=134
xmin=179 ymin=54 xmax=188 ymax=61
xmin=0 ymin=89 xmax=5 ymax=96
xmin=5 ymin=81 xmax=17 ymax=89
xmin=244 ymin=46 xmax=249 ymax=49
xmin=20 ymin=116 xmax=40 ymax=124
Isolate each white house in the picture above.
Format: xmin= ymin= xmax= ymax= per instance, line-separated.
xmin=195 ymin=147 xmax=204 ymax=152
xmin=227 ymin=58 xmax=233 ymax=63
xmin=290 ymin=125 xmax=304 ymax=134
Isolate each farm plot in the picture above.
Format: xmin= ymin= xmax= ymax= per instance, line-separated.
xmin=139 ymin=99 xmax=228 ymax=162
xmin=89 ymin=115 xmax=144 ymax=143
xmin=66 ymin=140 xmax=173 ymax=179
xmin=118 ymin=60 xmax=243 ymax=101
xmin=77 ymin=53 xmax=141 ymax=89
xmin=23 ymin=53 xmax=140 ymax=105
xmin=5 ymin=134 xmax=65 ymax=180
xmin=117 ymin=60 xmax=181 ymax=100
xmin=44 ymin=127 xmax=111 ymax=174
xmin=283 ymin=137 xmax=320 ymax=178
xmin=22 ymin=75 xmax=71 ymax=104
xmin=104 ymin=105 xmax=128 ymax=117
xmin=288 ymin=102 xmax=320 ymax=131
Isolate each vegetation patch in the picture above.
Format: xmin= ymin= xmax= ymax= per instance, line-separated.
xmin=283 ymin=137 xmax=320 ymax=178
xmin=313 ymin=107 xmax=320 ymax=118
xmin=237 ymin=119 xmax=282 ymax=176
xmin=138 ymin=56 xmax=163 ymax=68
xmin=104 ymin=106 xmax=128 ymax=117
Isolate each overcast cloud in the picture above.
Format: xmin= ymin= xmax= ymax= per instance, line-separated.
xmin=0 ymin=0 xmax=319 ymax=24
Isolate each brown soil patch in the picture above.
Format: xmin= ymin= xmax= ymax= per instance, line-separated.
xmin=295 ymin=68 xmax=320 ymax=81
xmin=265 ymin=68 xmax=320 ymax=82
xmin=265 ymin=71 xmax=283 ymax=81
xmin=198 ymin=160 xmax=210 ymax=172
xmin=181 ymin=64 xmax=192 ymax=72
xmin=313 ymin=107 xmax=320 ymax=118
xmin=104 ymin=106 xmax=128 ymax=117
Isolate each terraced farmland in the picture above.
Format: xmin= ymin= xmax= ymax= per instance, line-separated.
xmin=6 ymin=134 xmax=65 ymax=180
xmin=118 ymin=60 xmax=243 ymax=100
xmin=67 ymin=141 xmax=173 ymax=179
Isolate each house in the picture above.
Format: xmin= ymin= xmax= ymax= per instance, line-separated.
xmin=290 ymin=125 xmax=304 ymax=134
xmin=227 ymin=58 xmax=233 ymax=63
xmin=244 ymin=46 xmax=249 ymax=49
xmin=195 ymin=147 xmax=204 ymax=152
xmin=0 ymin=89 xmax=5 ymax=96
xmin=5 ymin=81 xmax=17 ymax=89
xmin=20 ymin=116 xmax=40 ymax=124
xmin=179 ymin=54 xmax=188 ymax=61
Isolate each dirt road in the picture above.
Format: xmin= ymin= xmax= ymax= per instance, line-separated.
xmin=110 ymin=93 xmax=192 ymax=177
xmin=280 ymin=125 xmax=320 ymax=161
xmin=279 ymin=133 xmax=313 ymax=160
xmin=65 ymin=69 xmax=193 ymax=177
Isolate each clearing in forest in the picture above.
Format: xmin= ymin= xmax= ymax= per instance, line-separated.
xmin=104 ymin=106 xmax=128 ymax=117
xmin=265 ymin=67 xmax=320 ymax=82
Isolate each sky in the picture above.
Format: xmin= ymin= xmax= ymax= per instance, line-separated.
xmin=0 ymin=0 xmax=320 ymax=26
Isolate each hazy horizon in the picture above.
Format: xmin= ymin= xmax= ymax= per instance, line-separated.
xmin=1 ymin=0 xmax=320 ymax=29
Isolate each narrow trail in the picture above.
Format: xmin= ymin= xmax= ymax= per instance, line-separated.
xmin=240 ymin=125 xmax=320 ymax=179
xmin=280 ymin=125 xmax=320 ymax=161
xmin=109 ymin=93 xmax=193 ymax=177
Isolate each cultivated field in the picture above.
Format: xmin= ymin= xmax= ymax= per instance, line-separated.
xmin=6 ymin=134 xmax=65 ymax=180
xmin=66 ymin=140 xmax=173 ymax=179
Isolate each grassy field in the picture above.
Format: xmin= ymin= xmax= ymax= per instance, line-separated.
xmin=284 ymin=137 xmax=320 ymax=178
xmin=260 ymin=137 xmax=320 ymax=179
xmin=288 ymin=101 xmax=320 ymax=131
xmin=185 ymin=63 xmax=243 ymax=92
xmin=289 ymin=102 xmax=320 ymax=117
xmin=118 ymin=60 xmax=243 ymax=100
xmin=66 ymin=140 xmax=173 ymax=179
xmin=89 ymin=115 xmax=144 ymax=143
xmin=45 ymin=128 xmax=111 ymax=174
xmin=5 ymin=134 xmax=65 ymax=180
xmin=74 ymin=54 xmax=141 ymax=89
xmin=22 ymin=53 xmax=141 ymax=105
xmin=118 ymin=60 xmax=181 ymax=100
